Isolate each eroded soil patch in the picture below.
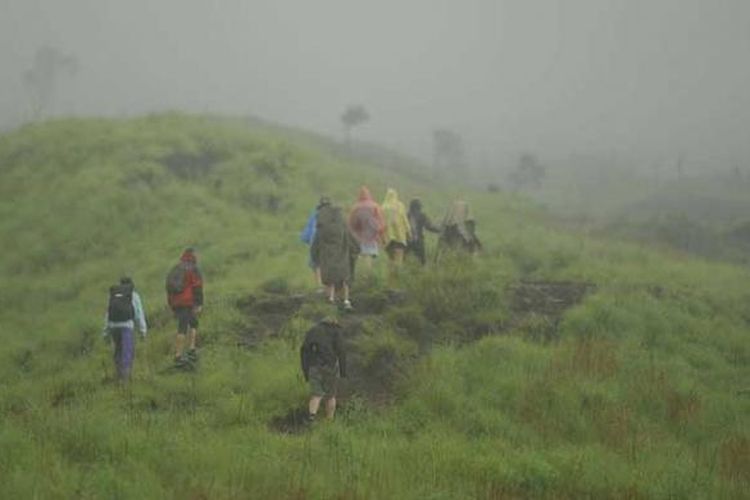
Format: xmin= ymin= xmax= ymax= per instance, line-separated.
xmin=507 ymin=281 xmax=596 ymax=341
xmin=243 ymin=281 xmax=594 ymax=433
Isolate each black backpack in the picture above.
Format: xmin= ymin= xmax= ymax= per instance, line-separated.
xmin=165 ymin=263 xmax=188 ymax=295
xmin=108 ymin=283 xmax=135 ymax=322
xmin=302 ymin=324 xmax=339 ymax=367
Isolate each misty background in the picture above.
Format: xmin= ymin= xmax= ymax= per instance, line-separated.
xmin=2 ymin=0 xmax=749 ymax=172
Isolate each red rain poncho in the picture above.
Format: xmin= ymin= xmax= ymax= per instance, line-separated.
xmin=348 ymin=186 xmax=385 ymax=245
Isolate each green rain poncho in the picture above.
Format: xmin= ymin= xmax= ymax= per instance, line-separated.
xmin=311 ymin=205 xmax=359 ymax=286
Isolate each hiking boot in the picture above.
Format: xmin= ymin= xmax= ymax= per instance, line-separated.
xmin=342 ymin=300 xmax=354 ymax=312
xmin=187 ymin=349 xmax=199 ymax=361
xmin=307 ymin=413 xmax=317 ymax=424
xmin=174 ymin=355 xmax=191 ymax=368
xmin=178 ymin=358 xmax=196 ymax=371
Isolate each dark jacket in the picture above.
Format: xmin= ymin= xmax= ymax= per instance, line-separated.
xmin=408 ymin=201 xmax=440 ymax=245
xmin=300 ymin=321 xmax=347 ymax=380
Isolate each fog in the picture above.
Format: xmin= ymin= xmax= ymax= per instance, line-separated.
xmin=2 ymin=0 xmax=749 ymax=169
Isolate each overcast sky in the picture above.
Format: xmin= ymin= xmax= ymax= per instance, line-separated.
xmin=2 ymin=0 xmax=749 ymax=168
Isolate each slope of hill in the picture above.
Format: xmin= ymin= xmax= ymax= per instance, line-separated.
xmin=527 ymin=165 xmax=750 ymax=265
xmin=0 ymin=115 xmax=748 ymax=499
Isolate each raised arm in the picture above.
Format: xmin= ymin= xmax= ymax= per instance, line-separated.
xmin=333 ymin=328 xmax=347 ymax=378
xmin=132 ymin=291 xmax=148 ymax=336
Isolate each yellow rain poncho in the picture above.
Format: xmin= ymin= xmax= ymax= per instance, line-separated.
xmin=381 ymin=188 xmax=411 ymax=245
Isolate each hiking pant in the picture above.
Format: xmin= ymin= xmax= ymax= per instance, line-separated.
xmin=111 ymin=327 xmax=134 ymax=380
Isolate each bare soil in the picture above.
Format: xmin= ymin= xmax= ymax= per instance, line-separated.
xmin=242 ymin=281 xmax=594 ymax=434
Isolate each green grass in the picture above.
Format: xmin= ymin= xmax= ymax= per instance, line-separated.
xmin=0 ymin=114 xmax=749 ymax=499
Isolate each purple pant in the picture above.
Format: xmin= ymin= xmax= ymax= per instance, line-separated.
xmin=111 ymin=327 xmax=134 ymax=380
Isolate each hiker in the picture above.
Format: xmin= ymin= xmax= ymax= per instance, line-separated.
xmin=406 ymin=198 xmax=440 ymax=265
xmin=348 ymin=186 xmax=385 ymax=271
xmin=103 ymin=277 xmax=147 ymax=381
xmin=301 ymin=196 xmax=331 ymax=289
xmin=311 ymin=203 xmax=359 ymax=310
xmin=381 ymin=188 xmax=411 ymax=272
xmin=166 ymin=248 xmax=204 ymax=366
xmin=437 ymin=200 xmax=482 ymax=258
xmin=300 ymin=317 xmax=347 ymax=421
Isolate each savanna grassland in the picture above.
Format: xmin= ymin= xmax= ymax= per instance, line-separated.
xmin=0 ymin=115 xmax=748 ymax=499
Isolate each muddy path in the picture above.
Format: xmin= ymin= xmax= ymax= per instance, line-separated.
xmin=237 ymin=289 xmax=409 ymax=403
xmin=235 ymin=281 xmax=594 ymax=434
xmin=507 ymin=281 xmax=596 ymax=341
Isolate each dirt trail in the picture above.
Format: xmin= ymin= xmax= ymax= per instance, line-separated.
xmin=238 ymin=290 xmax=408 ymax=397
xmin=507 ymin=281 xmax=596 ymax=341
xmin=237 ymin=281 xmax=593 ymax=434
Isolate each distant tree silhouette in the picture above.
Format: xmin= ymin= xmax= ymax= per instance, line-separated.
xmin=432 ymin=128 xmax=465 ymax=171
xmin=508 ymin=153 xmax=546 ymax=191
xmin=341 ymin=105 xmax=370 ymax=145
xmin=22 ymin=46 xmax=78 ymax=120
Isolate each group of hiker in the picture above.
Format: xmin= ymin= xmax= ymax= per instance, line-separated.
xmin=102 ymin=187 xmax=481 ymax=422
xmin=301 ymin=185 xmax=481 ymax=310
xmin=295 ymin=186 xmax=481 ymax=421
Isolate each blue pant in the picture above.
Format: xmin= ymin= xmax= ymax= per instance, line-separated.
xmin=111 ymin=327 xmax=134 ymax=380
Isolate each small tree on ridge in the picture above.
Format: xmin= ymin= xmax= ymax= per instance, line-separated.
xmin=341 ymin=104 xmax=370 ymax=145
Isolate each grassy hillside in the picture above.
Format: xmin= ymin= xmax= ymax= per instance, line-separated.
xmin=0 ymin=115 xmax=748 ymax=499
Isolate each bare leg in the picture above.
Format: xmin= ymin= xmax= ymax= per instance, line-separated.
xmin=188 ymin=328 xmax=197 ymax=351
xmin=326 ymin=284 xmax=335 ymax=302
xmin=325 ymin=397 xmax=337 ymax=419
xmin=386 ymin=248 xmax=396 ymax=285
xmin=394 ymin=247 xmax=405 ymax=265
xmin=175 ymin=333 xmax=186 ymax=359
xmin=309 ymin=396 xmax=322 ymax=416
xmin=392 ymin=247 xmax=407 ymax=285
xmin=314 ymin=268 xmax=322 ymax=287
xmin=342 ymin=283 xmax=350 ymax=302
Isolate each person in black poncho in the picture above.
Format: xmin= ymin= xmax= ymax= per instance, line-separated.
xmin=300 ymin=317 xmax=347 ymax=421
